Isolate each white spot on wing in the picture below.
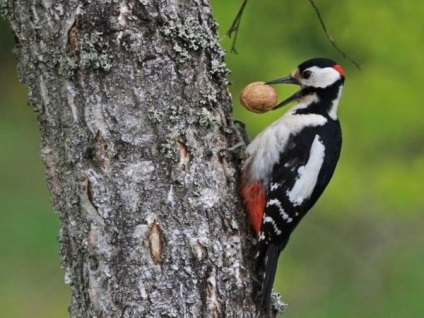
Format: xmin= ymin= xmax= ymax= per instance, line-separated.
xmin=263 ymin=216 xmax=282 ymax=235
xmin=270 ymin=183 xmax=280 ymax=191
xmin=266 ymin=199 xmax=293 ymax=223
xmin=287 ymin=135 xmax=325 ymax=206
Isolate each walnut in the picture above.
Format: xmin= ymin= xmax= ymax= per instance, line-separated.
xmin=240 ymin=82 xmax=278 ymax=113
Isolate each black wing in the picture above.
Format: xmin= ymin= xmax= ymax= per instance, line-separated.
xmin=257 ymin=120 xmax=342 ymax=258
xmin=258 ymin=130 xmax=316 ymax=252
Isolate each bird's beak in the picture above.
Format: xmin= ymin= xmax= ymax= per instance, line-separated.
xmin=266 ymin=76 xmax=302 ymax=110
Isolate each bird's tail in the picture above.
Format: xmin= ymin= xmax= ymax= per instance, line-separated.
xmin=260 ymin=243 xmax=280 ymax=315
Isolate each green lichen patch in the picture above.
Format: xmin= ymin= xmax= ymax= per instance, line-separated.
xmin=58 ymin=56 xmax=78 ymax=78
xmin=162 ymin=16 xmax=225 ymax=64
xmin=147 ymin=107 xmax=164 ymax=123
xmin=58 ymin=31 xmax=113 ymax=78
xmin=198 ymin=107 xmax=219 ymax=128
xmin=79 ymin=31 xmax=113 ymax=71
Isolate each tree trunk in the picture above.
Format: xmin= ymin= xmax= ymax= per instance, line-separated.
xmin=1 ymin=0 xmax=278 ymax=317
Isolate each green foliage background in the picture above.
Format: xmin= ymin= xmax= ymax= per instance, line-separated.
xmin=1 ymin=1 xmax=423 ymax=317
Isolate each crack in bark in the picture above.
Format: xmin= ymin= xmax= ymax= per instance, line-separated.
xmin=148 ymin=220 xmax=164 ymax=266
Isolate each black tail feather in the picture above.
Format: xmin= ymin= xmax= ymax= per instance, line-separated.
xmin=261 ymin=243 xmax=280 ymax=315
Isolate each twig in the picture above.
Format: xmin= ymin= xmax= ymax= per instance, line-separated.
xmin=225 ymin=0 xmax=248 ymax=54
xmin=307 ymin=0 xmax=361 ymax=69
xmin=224 ymin=0 xmax=360 ymax=68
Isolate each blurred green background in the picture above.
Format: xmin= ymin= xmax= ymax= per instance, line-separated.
xmin=1 ymin=1 xmax=424 ymax=317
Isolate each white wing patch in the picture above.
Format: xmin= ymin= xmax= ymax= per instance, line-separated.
xmin=287 ymin=135 xmax=325 ymax=206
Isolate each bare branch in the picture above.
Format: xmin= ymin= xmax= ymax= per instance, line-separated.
xmin=225 ymin=0 xmax=248 ymax=54
xmin=307 ymin=0 xmax=361 ymax=69
xmin=225 ymin=0 xmax=360 ymax=69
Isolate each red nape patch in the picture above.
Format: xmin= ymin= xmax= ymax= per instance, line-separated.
xmin=333 ymin=64 xmax=345 ymax=77
xmin=240 ymin=176 xmax=266 ymax=237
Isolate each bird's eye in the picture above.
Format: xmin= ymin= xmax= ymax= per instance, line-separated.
xmin=302 ymin=70 xmax=312 ymax=79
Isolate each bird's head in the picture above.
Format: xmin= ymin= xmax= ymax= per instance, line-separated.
xmin=266 ymin=58 xmax=345 ymax=110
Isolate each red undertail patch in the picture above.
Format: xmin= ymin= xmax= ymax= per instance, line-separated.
xmin=240 ymin=174 xmax=266 ymax=237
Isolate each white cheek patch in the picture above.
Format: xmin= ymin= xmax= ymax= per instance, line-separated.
xmin=302 ymin=66 xmax=341 ymax=88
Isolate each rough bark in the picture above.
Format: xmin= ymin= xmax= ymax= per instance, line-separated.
xmin=0 ymin=0 xmax=276 ymax=317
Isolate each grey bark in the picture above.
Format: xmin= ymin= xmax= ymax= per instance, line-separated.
xmin=0 ymin=0 xmax=278 ymax=317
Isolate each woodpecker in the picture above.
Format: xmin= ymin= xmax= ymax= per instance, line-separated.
xmin=240 ymin=58 xmax=345 ymax=315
